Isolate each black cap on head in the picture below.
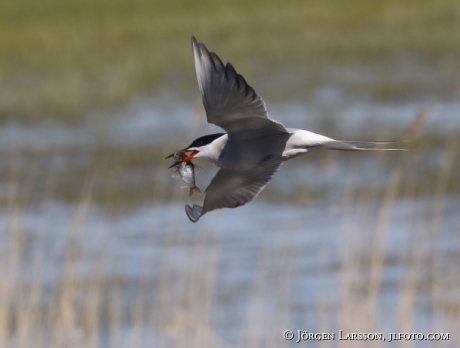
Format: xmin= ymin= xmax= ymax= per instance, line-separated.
xmin=187 ymin=133 xmax=225 ymax=149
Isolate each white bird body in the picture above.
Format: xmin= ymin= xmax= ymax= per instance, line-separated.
xmin=195 ymin=129 xmax=334 ymax=170
xmin=167 ymin=37 xmax=405 ymax=222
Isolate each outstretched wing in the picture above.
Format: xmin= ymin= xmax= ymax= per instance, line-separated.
xmin=192 ymin=36 xmax=288 ymax=140
xmin=185 ymin=161 xmax=282 ymax=222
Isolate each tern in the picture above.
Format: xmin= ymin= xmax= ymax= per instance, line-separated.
xmin=167 ymin=36 xmax=405 ymax=222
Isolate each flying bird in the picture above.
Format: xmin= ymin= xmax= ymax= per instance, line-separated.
xmin=167 ymin=36 xmax=404 ymax=222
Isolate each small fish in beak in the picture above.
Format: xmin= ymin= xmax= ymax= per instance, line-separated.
xmin=167 ymin=151 xmax=201 ymax=196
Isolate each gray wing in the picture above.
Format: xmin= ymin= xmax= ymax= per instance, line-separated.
xmin=185 ymin=161 xmax=282 ymax=222
xmin=192 ymin=36 xmax=288 ymax=140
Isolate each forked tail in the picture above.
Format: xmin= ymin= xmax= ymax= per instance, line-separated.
xmin=324 ymin=140 xmax=407 ymax=151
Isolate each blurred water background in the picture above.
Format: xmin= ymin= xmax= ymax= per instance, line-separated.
xmin=0 ymin=0 xmax=459 ymax=347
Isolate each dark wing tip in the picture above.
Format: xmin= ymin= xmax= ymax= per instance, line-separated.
xmin=185 ymin=204 xmax=203 ymax=222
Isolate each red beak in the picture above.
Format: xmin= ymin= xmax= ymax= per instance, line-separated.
xmin=181 ymin=149 xmax=199 ymax=162
xmin=165 ymin=149 xmax=199 ymax=162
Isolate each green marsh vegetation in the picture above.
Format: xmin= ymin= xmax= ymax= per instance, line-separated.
xmin=1 ymin=0 xmax=459 ymax=120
